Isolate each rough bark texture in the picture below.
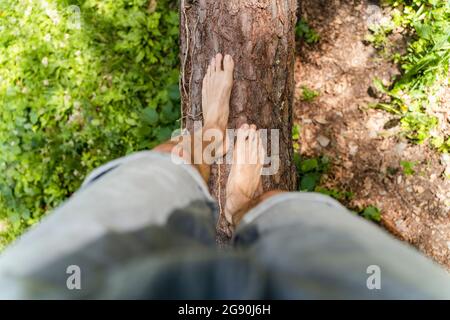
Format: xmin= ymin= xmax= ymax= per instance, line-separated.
xmin=180 ymin=0 xmax=298 ymax=241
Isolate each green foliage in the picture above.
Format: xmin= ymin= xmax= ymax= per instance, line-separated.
xmin=294 ymin=153 xmax=354 ymax=202
xmin=0 ymin=218 xmax=20 ymax=251
xmin=400 ymin=160 xmax=416 ymax=175
xmin=360 ymin=206 xmax=382 ymax=223
xmin=294 ymin=154 xmax=330 ymax=192
xmin=365 ymin=28 xmax=390 ymax=51
xmin=315 ymin=187 xmax=354 ymax=202
xmin=296 ymin=18 xmax=321 ymax=44
xmin=294 ymin=152 xmax=379 ymax=222
xmin=400 ymin=112 xmax=438 ymax=143
xmin=292 ymin=123 xmax=301 ymax=152
xmin=371 ymin=0 xmax=450 ymax=152
xmin=365 ymin=17 xmax=395 ymax=52
xmin=0 ymin=0 xmax=180 ymax=243
xmin=300 ymin=86 xmax=320 ymax=102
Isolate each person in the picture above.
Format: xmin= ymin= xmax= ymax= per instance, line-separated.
xmin=0 ymin=54 xmax=449 ymax=300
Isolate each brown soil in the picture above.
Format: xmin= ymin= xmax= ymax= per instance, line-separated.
xmin=295 ymin=0 xmax=450 ymax=269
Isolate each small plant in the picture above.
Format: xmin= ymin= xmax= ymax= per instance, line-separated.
xmin=292 ymin=124 xmax=301 ymax=152
xmin=294 ymin=153 xmax=355 ymax=202
xmin=315 ymin=187 xmax=354 ymax=202
xmin=0 ymin=0 xmax=180 ymax=247
xmin=294 ymin=154 xmax=330 ymax=192
xmin=366 ymin=23 xmax=394 ymax=52
xmin=370 ymin=0 xmax=450 ymax=153
xmin=400 ymin=160 xmax=416 ymax=176
xmin=300 ymin=86 xmax=320 ymax=102
xmin=0 ymin=219 xmax=19 ymax=251
xmin=360 ymin=206 xmax=382 ymax=223
xmin=296 ymin=18 xmax=321 ymax=44
xmin=294 ymin=151 xmax=380 ymax=222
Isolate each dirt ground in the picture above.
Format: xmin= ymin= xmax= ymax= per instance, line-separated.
xmin=295 ymin=0 xmax=450 ymax=269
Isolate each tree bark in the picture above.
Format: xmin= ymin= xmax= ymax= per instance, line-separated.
xmin=180 ymin=0 xmax=298 ymax=241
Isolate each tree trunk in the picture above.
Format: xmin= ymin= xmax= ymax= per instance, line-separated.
xmin=180 ymin=0 xmax=298 ymax=241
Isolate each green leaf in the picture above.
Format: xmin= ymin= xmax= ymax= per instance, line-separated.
xmin=168 ymin=84 xmax=180 ymax=101
xmin=142 ymin=107 xmax=159 ymax=126
xmin=125 ymin=118 xmax=138 ymax=126
xmin=292 ymin=124 xmax=301 ymax=140
xmin=361 ymin=206 xmax=381 ymax=222
xmin=300 ymin=86 xmax=319 ymax=102
xmin=372 ymin=78 xmax=388 ymax=94
xmin=414 ymin=23 xmax=432 ymax=40
xmin=300 ymin=159 xmax=318 ymax=173
xmin=300 ymin=172 xmax=320 ymax=192
xmin=29 ymin=111 xmax=39 ymax=125
xmin=135 ymin=51 xmax=145 ymax=63
xmin=156 ymin=126 xmax=173 ymax=142
xmin=400 ymin=160 xmax=416 ymax=176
